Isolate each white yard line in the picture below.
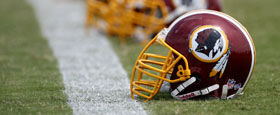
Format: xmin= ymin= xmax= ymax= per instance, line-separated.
xmin=28 ymin=0 xmax=146 ymax=114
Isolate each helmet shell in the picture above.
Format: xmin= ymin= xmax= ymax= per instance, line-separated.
xmin=166 ymin=10 xmax=255 ymax=98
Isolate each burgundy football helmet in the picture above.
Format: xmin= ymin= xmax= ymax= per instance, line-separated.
xmin=130 ymin=10 xmax=256 ymax=102
xmin=207 ymin=0 xmax=222 ymax=11
xmin=163 ymin=0 xmax=223 ymax=25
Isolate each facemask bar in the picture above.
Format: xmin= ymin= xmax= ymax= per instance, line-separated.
xmin=130 ymin=29 xmax=191 ymax=102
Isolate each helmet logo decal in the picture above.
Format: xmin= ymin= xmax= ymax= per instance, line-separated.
xmin=227 ymin=79 xmax=242 ymax=90
xmin=189 ymin=25 xmax=228 ymax=63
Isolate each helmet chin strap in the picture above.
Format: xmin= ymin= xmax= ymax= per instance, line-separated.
xmin=171 ymin=77 xmax=219 ymax=100
xmin=171 ymin=78 xmax=244 ymax=100
xmin=221 ymin=85 xmax=228 ymax=99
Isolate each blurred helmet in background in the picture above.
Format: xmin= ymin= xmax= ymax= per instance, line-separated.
xmin=86 ymin=0 xmax=223 ymax=43
xmin=207 ymin=0 xmax=222 ymax=11
xmin=164 ymin=0 xmax=222 ymax=25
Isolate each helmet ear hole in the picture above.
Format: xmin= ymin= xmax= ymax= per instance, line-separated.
xmin=191 ymin=73 xmax=201 ymax=84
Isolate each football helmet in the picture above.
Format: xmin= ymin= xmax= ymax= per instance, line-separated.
xmin=126 ymin=0 xmax=169 ymax=42
xmin=130 ymin=10 xmax=255 ymax=102
xmin=86 ymin=0 xmax=132 ymax=42
xmin=86 ymin=0 xmax=169 ymax=42
xmin=127 ymin=0 xmax=223 ymax=42
xmin=164 ymin=0 xmax=222 ymax=24
xmin=207 ymin=0 xmax=222 ymax=11
xmin=86 ymin=0 xmax=223 ymax=43
xmin=86 ymin=0 xmax=111 ymax=30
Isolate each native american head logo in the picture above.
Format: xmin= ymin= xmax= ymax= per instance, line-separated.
xmin=189 ymin=25 xmax=229 ymax=62
xmin=195 ymin=28 xmax=222 ymax=58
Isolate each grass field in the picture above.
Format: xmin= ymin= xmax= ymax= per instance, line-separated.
xmin=110 ymin=0 xmax=280 ymax=114
xmin=0 ymin=0 xmax=280 ymax=114
xmin=0 ymin=0 xmax=72 ymax=114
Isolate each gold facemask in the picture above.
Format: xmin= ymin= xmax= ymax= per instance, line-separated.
xmin=130 ymin=28 xmax=191 ymax=102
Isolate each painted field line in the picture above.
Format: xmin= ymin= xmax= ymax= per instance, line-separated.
xmin=28 ymin=0 xmax=146 ymax=114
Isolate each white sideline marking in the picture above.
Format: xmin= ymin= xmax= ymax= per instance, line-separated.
xmin=28 ymin=0 xmax=146 ymax=114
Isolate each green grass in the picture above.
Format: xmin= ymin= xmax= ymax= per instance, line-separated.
xmin=109 ymin=0 xmax=280 ymax=114
xmin=0 ymin=0 xmax=72 ymax=114
xmin=1 ymin=0 xmax=279 ymax=114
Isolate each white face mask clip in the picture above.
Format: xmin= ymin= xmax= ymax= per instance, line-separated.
xmin=157 ymin=28 xmax=168 ymax=41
